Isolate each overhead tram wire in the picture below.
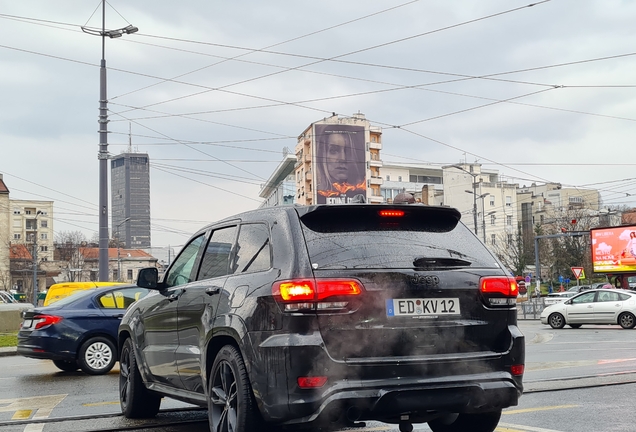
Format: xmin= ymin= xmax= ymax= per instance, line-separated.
xmin=151 ymin=165 xmax=261 ymax=203
xmin=111 ymin=0 xmax=422 ymax=101
xmin=121 ymin=1 xmax=553 ymax=113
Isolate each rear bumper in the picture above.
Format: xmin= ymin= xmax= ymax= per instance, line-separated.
xmin=249 ymin=324 xmax=524 ymax=425
xmin=285 ymin=373 xmax=521 ymax=425
xmin=17 ymin=334 xmax=76 ymax=361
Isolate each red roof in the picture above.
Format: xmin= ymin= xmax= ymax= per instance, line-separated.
xmin=79 ymin=247 xmax=156 ymax=260
xmin=10 ymin=244 xmax=32 ymax=260
xmin=0 ymin=176 xmax=9 ymax=194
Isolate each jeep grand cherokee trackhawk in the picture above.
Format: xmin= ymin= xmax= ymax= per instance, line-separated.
xmin=118 ymin=204 xmax=524 ymax=432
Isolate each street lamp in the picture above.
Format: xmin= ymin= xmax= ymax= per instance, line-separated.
xmin=81 ymin=1 xmax=138 ymax=282
xmin=449 ymin=165 xmax=482 ymax=235
xmin=31 ymin=210 xmax=43 ymax=306
xmin=115 ymin=217 xmax=130 ymax=282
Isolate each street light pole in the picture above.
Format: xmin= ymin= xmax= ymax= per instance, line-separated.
xmin=116 ymin=217 xmax=130 ymax=282
xmin=82 ymin=1 xmax=138 ymax=282
xmin=450 ymin=165 xmax=480 ymax=235
xmin=32 ymin=211 xmax=42 ymax=306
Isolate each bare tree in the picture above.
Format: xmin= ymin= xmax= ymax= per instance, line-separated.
xmin=492 ymin=226 xmax=531 ymax=276
xmin=54 ymin=231 xmax=88 ymax=282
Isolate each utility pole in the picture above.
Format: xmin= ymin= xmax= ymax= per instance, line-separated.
xmin=32 ymin=211 xmax=42 ymax=306
xmin=82 ymin=1 xmax=138 ymax=282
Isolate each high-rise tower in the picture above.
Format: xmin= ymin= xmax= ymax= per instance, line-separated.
xmin=111 ymin=149 xmax=151 ymax=249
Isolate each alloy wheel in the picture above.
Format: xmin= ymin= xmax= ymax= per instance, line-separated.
xmin=85 ymin=341 xmax=113 ymax=371
xmin=210 ymin=361 xmax=238 ymax=432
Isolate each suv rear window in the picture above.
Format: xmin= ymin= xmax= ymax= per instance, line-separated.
xmin=299 ymin=205 xmax=499 ymax=269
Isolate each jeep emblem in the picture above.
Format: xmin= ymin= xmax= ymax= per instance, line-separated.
xmin=410 ymin=274 xmax=440 ymax=286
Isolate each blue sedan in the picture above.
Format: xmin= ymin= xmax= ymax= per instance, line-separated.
xmin=17 ymin=285 xmax=149 ymax=375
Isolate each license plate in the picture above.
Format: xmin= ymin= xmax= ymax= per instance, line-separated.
xmin=386 ymin=298 xmax=460 ymax=317
xmin=22 ymin=319 xmax=32 ymax=329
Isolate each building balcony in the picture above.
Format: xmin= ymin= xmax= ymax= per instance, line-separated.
xmin=305 ymin=171 xmax=312 ymax=181
xmin=368 ymin=141 xmax=382 ymax=150
xmin=369 ymin=176 xmax=383 ymax=185
xmin=369 ymin=159 xmax=383 ymax=168
xmin=304 ymin=154 xmax=312 ymax=163
xmin=368 ymin=195 xmax=384 ymax=204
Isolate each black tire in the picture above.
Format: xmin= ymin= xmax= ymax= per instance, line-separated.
xmin=428 ymin=411 xmax=501 ymax=432
xmin=78 ymin=336 xmax=117 ymax=375
xmin=569 ymin=324 xmax=582 ymax=329
xmin=119 ymin=338 xmax=161 ymax=418
xmin=548 ymin=313 xmax=566 ymax=329
xmin=619 ymin=312 xmax=636 ymax=329
xmin=208 ymin=345 xmax=262 ymax=432
xmin=53 ymin=360 xmax=78 ymax=372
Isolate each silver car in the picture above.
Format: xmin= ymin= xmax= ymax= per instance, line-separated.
xmin=540 ymin=289 xmax=636 ymax=329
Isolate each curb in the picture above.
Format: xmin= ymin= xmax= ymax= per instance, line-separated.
xmin=0 ymin=347 xmax=18 ymax=357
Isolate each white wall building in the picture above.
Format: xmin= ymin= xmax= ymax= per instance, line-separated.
xmin=9 ymin=199 xmax=55 ymax=262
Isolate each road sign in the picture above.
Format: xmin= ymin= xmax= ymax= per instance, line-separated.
xmin=571 ymin=267 xmax=585 ymax=280
xmin=525 ymin=275 xmax=531 ymax=283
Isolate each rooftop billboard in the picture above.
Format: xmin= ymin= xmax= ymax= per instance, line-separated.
xmin=591 ymin=225 xmax=636 ymax=273
xmin=313 ymin=124 xmax=366 ymax=204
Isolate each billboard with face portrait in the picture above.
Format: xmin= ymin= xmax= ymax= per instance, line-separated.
xmin=313 ymin=124 xmax=366 ymax=204
xmin=591 ymin=225 xmax=636 ymax=273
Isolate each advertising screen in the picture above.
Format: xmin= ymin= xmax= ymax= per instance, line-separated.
xmin=591 ymin=225 xmax=636 ymax=273
xmin=313 ymin=124 xmax=366 ymax=204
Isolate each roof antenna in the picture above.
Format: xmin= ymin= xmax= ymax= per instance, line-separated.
xmin=127 ymin=123 xmax=133 ymax=153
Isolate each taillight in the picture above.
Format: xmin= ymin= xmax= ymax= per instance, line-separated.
xmin=511 ymin=364 xmax=525 ymax=376
xmin=272 ymin=278 xmax=363 ymax=312
xmin=480 ymin=276 xmax=518 ymax=306
xmin=379 ymin=209 xmax=404 ymax=217
xmin=33 ymin=314 xmax=63 ymax=329
xmin=297 ymin=376 xmax=328 ymax=388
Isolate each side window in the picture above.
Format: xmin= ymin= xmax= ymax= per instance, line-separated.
xmin=619 ymin=292 xmax=631 ymax=301
xmin=232 ymin=223 xmax=271 ymax=274
xmin=165 ymin=234 xmax=206 ymax=288
xmin=598 ymin=291 xmax=620 ymax=302
xmin=98 ymin=288 xmax=149 ymax=309
xmin=198 ymin=226 xmax=238 ymax=281
xmin=571 ymin=292 xmax=596 ymax=304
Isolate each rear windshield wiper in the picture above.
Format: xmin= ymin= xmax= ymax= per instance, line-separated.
xmin=413 ymin=257 xmax=472 ymax=269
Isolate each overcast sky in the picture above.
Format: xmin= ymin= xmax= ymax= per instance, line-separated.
xmin=1 ymin=0 xmax=635 ymax=249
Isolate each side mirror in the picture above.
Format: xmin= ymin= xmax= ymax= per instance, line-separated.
xmin=137 ymin=267 xmax=159 ymax=289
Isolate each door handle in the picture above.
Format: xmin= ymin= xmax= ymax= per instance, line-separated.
xmin=587 ymin=305 xmax=593 ymax=308
xmin=206 ymin=287 xmax=221 ymax=296
xmin=115 ymin=314 xmax=124 ymax=319
xmin=167 ymin=293 xmax=180 ymax=302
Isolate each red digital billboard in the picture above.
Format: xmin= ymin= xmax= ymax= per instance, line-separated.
xmin=591 ymin=225 xmax=636 ymax=273
xmin=313 ymin=124 xmax=366 ymax=204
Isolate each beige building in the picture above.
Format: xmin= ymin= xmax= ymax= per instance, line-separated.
xmin=9 ymin=199 xmax=55 ymax=262
xmin=0 ymin=175 xmax=10 ymax=289
xmin=294 ymin=113 xmax=383 ymax=205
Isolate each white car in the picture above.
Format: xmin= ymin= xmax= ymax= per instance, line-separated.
xmin=543 ymin=291 xmax=576 ymax=307
xmin=540 ymin=289 xmax=636 ymax=329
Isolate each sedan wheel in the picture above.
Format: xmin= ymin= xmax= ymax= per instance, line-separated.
xmin=548 ymin=313 xmax=566 ymax=329
xmin=208 ymin=345 xmax=262 ymax=432
xmin=78 ymin=336 xmax=117 ymax=375
xmin=619 ymin=312 xmax=636 ymax=329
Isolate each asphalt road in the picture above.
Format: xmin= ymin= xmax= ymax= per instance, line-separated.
xmin=2 ymin=320 xmax=636 ymax=432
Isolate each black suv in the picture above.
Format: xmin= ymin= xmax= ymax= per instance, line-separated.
xmin=118 ymin=204 xmax=524 ymax=432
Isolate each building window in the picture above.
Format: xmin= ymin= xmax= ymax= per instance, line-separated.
xmin=491 ymin=215 xmax=496 ymax=225
xmin=13 ymin=234 xmax=21 ymax=240
xmin=508 ymin=234 xmax=513 ymax=245
xmin=386 ymin=175 xmax=390 ymax=181
xmin=491 ymin=234 xmax=496 ymax=245
xmin=25 ymin=210 xmax=32 ymax=215
xmin=540 ymin=215 xmax=544 ymax=224
xmin=41 ymin=220 xmax=48 ymax=228
xmin=13 ymin=209 xmax=21 ymax=215
xmin=40 ymin=246 xmax=48 ymax=252
xmin=113 ymin=270 xmax=118 ymax=281
xmin=127 ymin=269 xmax=133 ymax=280
xmin=506 ymin=215 xmax=512 ymax=226
xmin=490 ymin=196 xmax=495 ymax=206
xmin=505 ymin=196 xmax=512 ymax=207
xmin=398 ymin=176 xmax=402 ymax=182
xmin=40 ymin=233 xmax=48 ymax=240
